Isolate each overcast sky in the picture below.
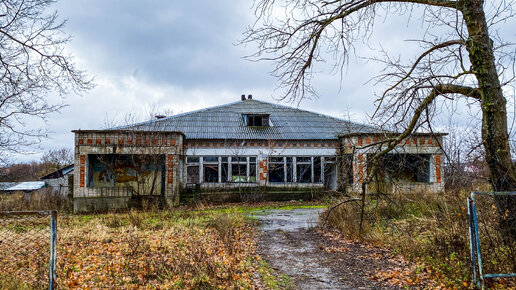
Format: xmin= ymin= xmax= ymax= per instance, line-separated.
xmin=11 ymin=0 xmax=515 ymax=162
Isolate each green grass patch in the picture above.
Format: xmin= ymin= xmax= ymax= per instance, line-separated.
xmin=252 ymin=258 xmax=294 ymax=289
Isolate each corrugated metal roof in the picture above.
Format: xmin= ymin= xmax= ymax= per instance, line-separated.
xmin=0 ymin=182 xmax=18 ymax=191
xmin=112 ymin=99 xmax=381 ymax=140
xmin=40 ymin=164 xmax=74 ymax=180
xmin=7 ymin=181 xmax=46 ymax=191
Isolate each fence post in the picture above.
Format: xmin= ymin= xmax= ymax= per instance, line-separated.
xmin=49 ymin=211 xmax=57 ymax=290
xmin=467 ymin=197 xmax=478 ymax=286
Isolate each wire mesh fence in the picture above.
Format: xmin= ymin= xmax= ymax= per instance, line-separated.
xmin=0 ymin=211 xmax=57 ymax=289
xmin=468 ymin=192 xmax=516 ymax=287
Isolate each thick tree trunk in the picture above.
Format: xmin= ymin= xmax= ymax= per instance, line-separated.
xmin=463 ymin=0 xmax=516 ymax=237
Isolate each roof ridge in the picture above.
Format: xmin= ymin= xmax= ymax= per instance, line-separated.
xmin=108 ymin=98 xmax=384 ymax=139
xmin=246 ymin=99 xmax=378 ymax=130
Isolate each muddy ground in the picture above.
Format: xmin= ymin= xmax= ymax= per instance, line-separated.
xmin=252 ymin=208 xmax=430 ymax=289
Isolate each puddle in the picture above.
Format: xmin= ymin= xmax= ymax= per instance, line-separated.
xmin=252 ymin=208 xmax=324 ymax=232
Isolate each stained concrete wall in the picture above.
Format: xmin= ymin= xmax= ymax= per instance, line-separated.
xmin=338 ymin=134 xmax=446 ymax=193
xmin=73 ymin=130 xmax=184 ymax=212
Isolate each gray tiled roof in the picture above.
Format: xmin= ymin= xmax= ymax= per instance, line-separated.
xmin=113 ymin=99 xmax=381 ymax=140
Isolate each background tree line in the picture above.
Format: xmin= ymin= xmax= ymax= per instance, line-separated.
xmin=0 ymin=148 xmax=73 ymax=182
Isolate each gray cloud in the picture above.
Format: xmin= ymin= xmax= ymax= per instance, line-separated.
xmin=10 ymin=1 xmax=515 ymax=163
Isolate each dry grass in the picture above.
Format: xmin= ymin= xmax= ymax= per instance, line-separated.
xmin=322 ymin=190 xmax=516 ymax=288
xmin=0 ymin=189 xmax=72 ymax=212
xmin=0 ymin=209 xmax=261 ymax=289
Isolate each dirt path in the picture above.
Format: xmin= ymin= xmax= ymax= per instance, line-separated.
xmin=252 ymin=208 xmax=427 ymax=289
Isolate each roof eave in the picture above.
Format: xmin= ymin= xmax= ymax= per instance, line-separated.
xmin=338 ymin=132 xmax=448 ymax=138
xmin=72 ymin=129 xmax=186 ymax=137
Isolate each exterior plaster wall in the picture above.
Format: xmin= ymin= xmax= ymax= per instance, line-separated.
xmin=44 ymin=177 xmax=70 ymax=195
xmin=184 ymin=139 xmax=339 ymax=188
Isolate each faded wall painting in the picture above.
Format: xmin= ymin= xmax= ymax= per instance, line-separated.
xmin=88 ymin=154 xmax=165 ymax=195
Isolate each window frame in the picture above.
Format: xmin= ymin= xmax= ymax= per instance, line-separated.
xmin=242 ymin=114 xmax=270 ymax=127
xmin=186 ymin=156 xmax=258 ymax=184
xmin=267 ymin=156 xmax=327 ymax=184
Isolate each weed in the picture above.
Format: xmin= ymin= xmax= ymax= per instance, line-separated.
xmin=322 ymin=190 xmax=515 ymax=288
xmin=127 ymin=209 xmax=143 ymax=228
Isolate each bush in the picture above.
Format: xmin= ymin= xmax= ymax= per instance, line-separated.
xmin=0 ymin=188 xmax=72 ymax=212
xmin=321 ymin=189 xmax=515 ymax=288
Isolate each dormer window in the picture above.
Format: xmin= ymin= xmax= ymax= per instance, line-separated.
xmin=243 ymin=114 xmax=270 ymax=127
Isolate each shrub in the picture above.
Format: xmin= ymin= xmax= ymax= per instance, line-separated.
xmin=321 ymin=189 xmax=515 ymax=287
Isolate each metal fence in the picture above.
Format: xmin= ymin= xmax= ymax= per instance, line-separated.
xmin=468 ymin=192 xmax=516 ymax=288
xmin=0 ymin=211 xmax=57 ymax=289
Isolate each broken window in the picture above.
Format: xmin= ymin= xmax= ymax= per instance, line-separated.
xmin=187 ymin=166 xmax=200 ymax=184
xmin=268 ymin=157 xmax=285 ymax=183
xmin=286 ymin=157 xmax=294 ymax=182
xmin=249 ymin=157 xmax=257 ymax=182
xmin=231 ymin=157 xmax=247 ymax=182
xmin=324 ymin=157 xmax=338 ymax=190
xmin=342 ymin=154 xmax=354 ymax=185
xmin=186 ymin=157 xmax=200 ymax=184
xmin=313 ymin=157 xmax=322 ymax=183
xmin=296 ymin=157 xmax=312 ymax=183
xmin=203 ymin=156 xmax=218 ymax=183
xmin=187 ymin=156 xmax=257 ymax=184
xmin=380 ymin=154 xmax=431 ymax=183
xmin=221 ymin=157 xmax=229 ymax=182
xmin=269 ymin=156 xmax=326 ymax=183
xmin=243 ymin=114 xmax=269 ymax=126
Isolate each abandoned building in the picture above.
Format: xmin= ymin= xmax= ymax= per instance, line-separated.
xmin=73 ymin=96 xmax=445 ymax=212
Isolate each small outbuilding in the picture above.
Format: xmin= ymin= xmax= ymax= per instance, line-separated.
xmin=40 ymin=164 xmax=74 ymax=195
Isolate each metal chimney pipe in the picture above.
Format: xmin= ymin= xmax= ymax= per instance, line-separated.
xmin=248 ymin=94 xmax=252 ymax=100
xmin=241 ymin=94 xmax=246 ymax=101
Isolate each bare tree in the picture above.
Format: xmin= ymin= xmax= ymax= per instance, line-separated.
xmin=0 ymin=0 xmax=93 ymax=161
xmin=244 ymin=0 xmax=516 ymax=235
xmin=41 ymin=147 xmax=73 ymax=172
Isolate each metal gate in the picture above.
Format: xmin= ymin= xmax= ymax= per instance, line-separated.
xmin=468 ymin=192 xmax=516 ymax=288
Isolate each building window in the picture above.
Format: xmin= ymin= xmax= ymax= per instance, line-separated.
xmin=268 ymin=156 xmax=327 ymax=184
xmin=380 ymin=154 xmax=431 ymax=183
xmin=221 ymin=157 xmax=229 ymax=182
xmin=296 ymin=157 xmax=312 ymax=183
xmin=268 ymin=157 xmax=285 ymax=183
xmin=249 ymin=157 xmax=257 ymax=182
xmin=243 ymin=114 xmax=269 ymax=126
xmin=186 ymin=157 xmax=200 ymax=184
xmin=314 ymin=157 xmax=322 ymax=183
xmin=231 ymin=157 xmax=247 ymax=182
xmin=186 ymin=156 xmax=257 ymax=184
xmin=203 ymin=156 xmax=218 ymax=183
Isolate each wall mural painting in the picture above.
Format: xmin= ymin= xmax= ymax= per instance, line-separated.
xmin=90 ymin=154 xmax=164 ymax=195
